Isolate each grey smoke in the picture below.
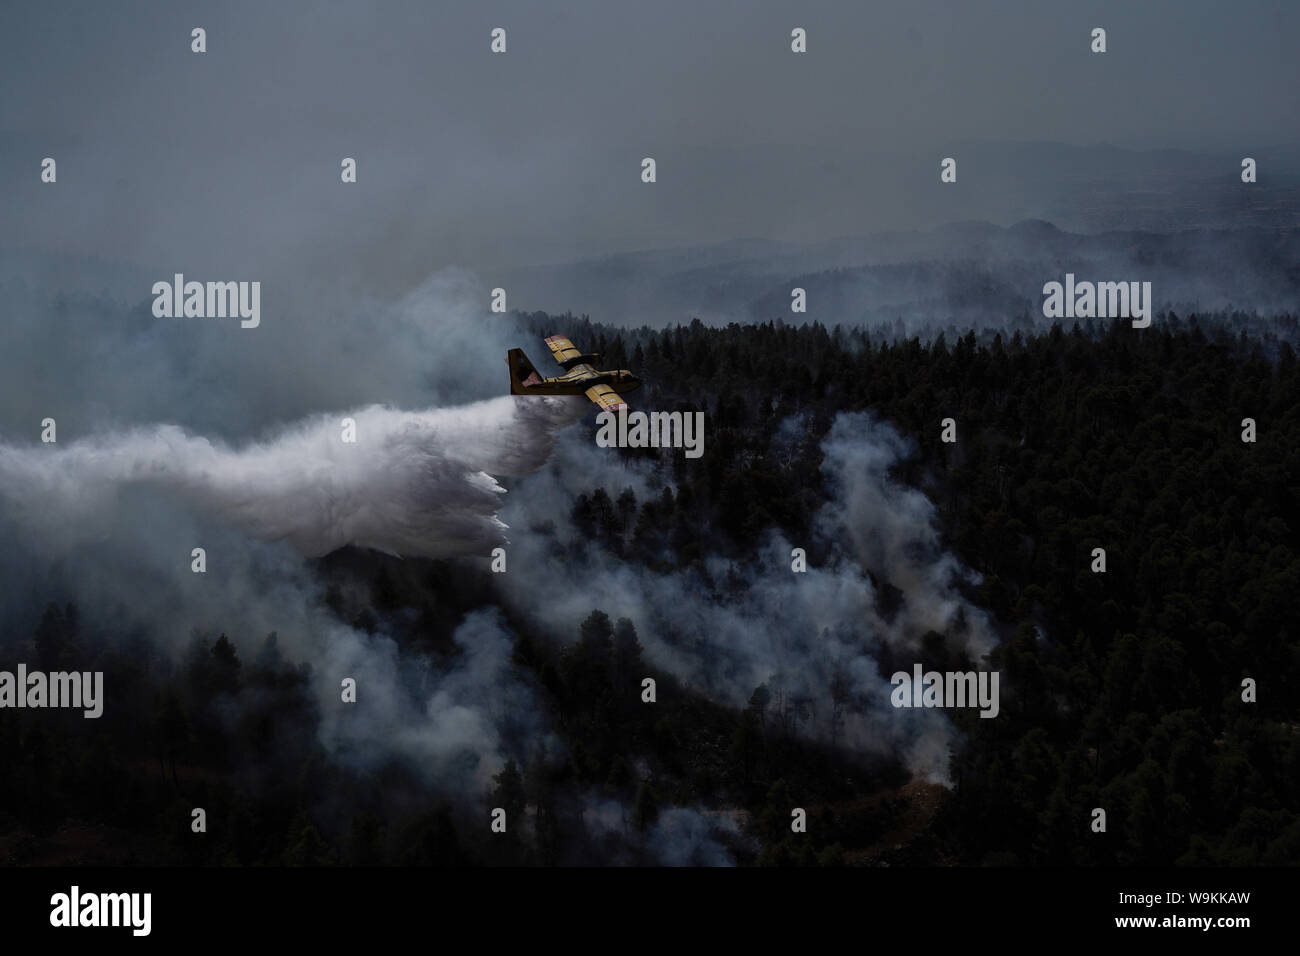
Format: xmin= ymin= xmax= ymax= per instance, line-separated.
xmin=493 ymin=411 xmax=998 ymax=783
xmin=316 ymin=606 xmax=560 ymax=793
xmin=502 ymin=221 xmax=1300 ymax=330
xmin=0 ymin=254 xmax=998 ymax=857
xmin=0 ymin=265 xmax=580 ymax=808
xmin=4 ymin=2 xmax=1298 ymax=286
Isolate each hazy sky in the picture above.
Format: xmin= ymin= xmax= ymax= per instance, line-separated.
xmin=2 ymin=0 xmax=1298 ymax=291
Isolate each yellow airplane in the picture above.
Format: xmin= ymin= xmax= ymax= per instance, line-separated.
xmin=507 ymin=335 xmax=642 ymax=412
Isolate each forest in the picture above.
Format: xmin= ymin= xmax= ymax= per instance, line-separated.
xmin=1 ymin=309 xmax=1297 ymax=866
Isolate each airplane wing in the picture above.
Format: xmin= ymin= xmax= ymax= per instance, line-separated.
xmin=544 ymin=335 xmax=584 ymax=366
xmin=584 ymin=384 xmax=628 ymax=413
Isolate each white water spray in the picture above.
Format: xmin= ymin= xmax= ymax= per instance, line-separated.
xmin=0 ymin=395 xmax=588 ymax=558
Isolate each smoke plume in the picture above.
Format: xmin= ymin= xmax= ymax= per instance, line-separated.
xmin=492 ymin=411 xmax=998 ymax=783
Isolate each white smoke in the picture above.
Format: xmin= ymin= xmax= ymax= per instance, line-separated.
xmin=0 ymin=391 xmax=588 ymax=801
xmin=314 ymin=606 xmax=560 ymax=793
xmin=817 ymin=412 xmax=995 ymax=662
xmin=0 ymin=377 xmax=994 ymax=789
xmin=0 ymin=394 xmax=588 ymax=558
xmin=0 ymin=253 xmax=999 ymax=830
xmin=492 ymin=411 xmax=999 ymax=783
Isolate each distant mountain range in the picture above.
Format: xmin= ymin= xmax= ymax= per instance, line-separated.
xmin=5 ymin=136 xmax=1299 ymax=329
xmin=504 ymin=219 xmax=1300 ymax=329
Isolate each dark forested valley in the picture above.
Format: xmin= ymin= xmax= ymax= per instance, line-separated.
xmin=2 ymin=310 xmax=1297 ymax=866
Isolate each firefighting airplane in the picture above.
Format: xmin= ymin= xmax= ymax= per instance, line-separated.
xmin=507 ymin=335 xmax=642 ymax=412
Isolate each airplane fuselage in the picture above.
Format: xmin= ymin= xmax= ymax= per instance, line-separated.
xmin=516 ymin=363 xmax=641 ymax=395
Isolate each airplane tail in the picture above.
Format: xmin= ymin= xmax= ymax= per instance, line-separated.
xmin=507 ymin=348 xmax=544 ymax=393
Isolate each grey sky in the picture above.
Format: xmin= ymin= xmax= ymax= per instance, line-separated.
xmin=2 ymin=0 xmax=1298 ymax=292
